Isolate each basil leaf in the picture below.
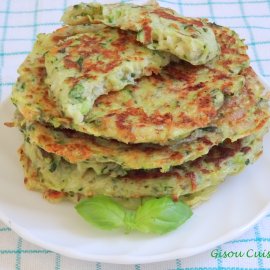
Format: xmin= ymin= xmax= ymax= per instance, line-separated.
xmin=134 ymin=197 xmax=192 ymax=234
xmin=75 ymin=196 xmax=192 ymax=234
xmin=75 ymin=195 xmax=125 ymax=230
xmin=123 ymin=210 xmax=136 ymax=232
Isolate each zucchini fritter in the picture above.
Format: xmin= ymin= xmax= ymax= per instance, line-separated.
xmin=62 ymin=2 xmax=220 ymax=65
xmin=20 ymin=131 xmax=263 ymax=200
xmin=44 ymin=25 xmax=170 ymax=123
xmin=12 ymin=23 xmax=248 ymax=144
xmin=15 ymin=67 xmax=269 ymax=172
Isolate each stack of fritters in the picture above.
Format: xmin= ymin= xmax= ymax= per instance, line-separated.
xmin=12 ymin=2 xmax=269 ymax=208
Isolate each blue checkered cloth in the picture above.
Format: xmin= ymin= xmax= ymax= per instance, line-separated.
xmin=1 ymin=0 xmax=270 ymax=269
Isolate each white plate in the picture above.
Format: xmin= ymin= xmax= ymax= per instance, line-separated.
xmin=0 ymin=74 xmax=270 ymax=265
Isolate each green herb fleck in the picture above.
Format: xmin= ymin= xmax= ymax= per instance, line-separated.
xmin=69 ymin=84 xmax=85 ymax=103
xmin=201 ymin=126 xmax=217 ymax=132
xmin=49 ymin=160 xmax=57 ymax=172
xmin=76 ymin=56 xmax=84 ymax=69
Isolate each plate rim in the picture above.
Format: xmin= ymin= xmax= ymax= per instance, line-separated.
xmin=1 ymin=203 xmax=270 ymax=264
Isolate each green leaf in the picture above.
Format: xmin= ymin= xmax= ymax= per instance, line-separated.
xmin=75 ymin=195 xmax=125 ymax=230
xmin=123 ymin=210 xmax=136 ymax=232
xmin=134 ymin=197 xmax=192 ymax=234
xmin=75 ymin=196 xmax=192 ymax=234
